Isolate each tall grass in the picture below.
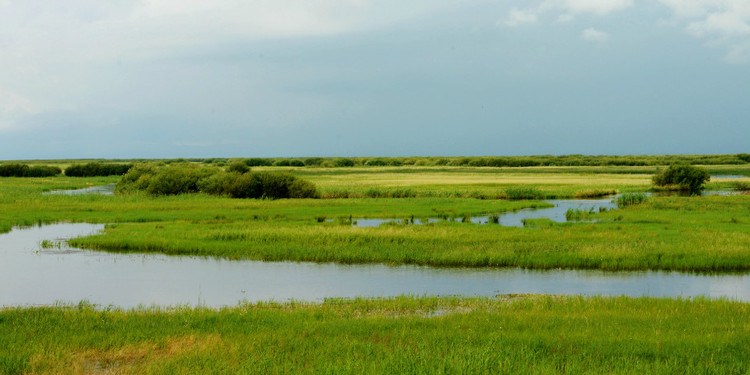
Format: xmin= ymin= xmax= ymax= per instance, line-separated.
xmin=2 ymin=296 xmax=747 ymax=374
xmin=504 ymin=187 xmax=544 ymax=200
xmin=615 ymin=192 xmax=648 ymax=208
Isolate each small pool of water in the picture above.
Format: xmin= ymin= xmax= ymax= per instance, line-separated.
xmin=341 ymin=197 xmax=617 ymax=228
xmin=711 ymin=175 xmax=748 ymax=179
xmin=1 ymin=223 xmax=748 ymax=308
xmin=44 ymin=183 xmax=116 ymax=196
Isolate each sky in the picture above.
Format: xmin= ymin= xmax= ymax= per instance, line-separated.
xmin=1 ymin=0 xmax=749 ymax=159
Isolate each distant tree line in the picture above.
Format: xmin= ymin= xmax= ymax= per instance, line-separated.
xmin=116 ymin=163 xmax=319 ymax=199
xmin=0 ymin=164 xmax=61 ymax=177
xmin=64 ymin=163 xmax=132 ymax=177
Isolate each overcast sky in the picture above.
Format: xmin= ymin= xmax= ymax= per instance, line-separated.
xmin=1 ymin=0 xmax=749 ymax=159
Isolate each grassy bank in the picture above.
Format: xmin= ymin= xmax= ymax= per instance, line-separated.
xmin=1 ymin=295 xmax=748 ymax=374
xmin=69 ymin=195 xmax=750 ymax=271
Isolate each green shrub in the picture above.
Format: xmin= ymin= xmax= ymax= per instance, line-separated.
xmin=737 ymin=153 xmax=750 ymax=163
xmin=289 ymin=159 xmax=305 ymax=167
xmin=145 ymin=164 xmax=213 ymax=196
xmin=303 ymin=157 xmax=324 ymax=166
xmin=198 ymin=172 xmax=237 ymax=196
xmin=117 ymin=163 xmax=219 ymax=196
xmin=652 ymin=164 xmax=710 ymax=193
xmin=25 ymin=166 xmax=61 ymax=177
xmin=732 ymin=181 xmax=750 ymax=191
xmin=227 ymin=173 xmax=261 ymax=199
xmin=65 ymin=162 xmax=131 ymax=177
xmin=0 ymin=163 xmax=61 ymax=177
xmin=365 ymin=158 xmax=388 ymax=166
xmin=244 ymin=158 xmax=272 ymax=167
xmin=273 ymin=159 xmax=291 ymax=167
xmin=289 ymin=178 xmax=320 ymax=198
xmin=0 ymin=164 xmax=29 ymax=177
xmin=333 ymin=158 xmax=355 ymax=167
xmin=227 ymin=161 xmax=250 ymax=174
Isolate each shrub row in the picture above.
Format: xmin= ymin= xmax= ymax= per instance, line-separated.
xmin=116 ymin=163 xmax=319 ymax=199
xmin=64 ymin=163 xmax=132 ymax=177
xmin=0 ymin=164 xmax=61 ymax=177
xmin=202 ymin=154 xmax=750 ymax=168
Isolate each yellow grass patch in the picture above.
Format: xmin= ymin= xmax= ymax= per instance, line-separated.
xmin=66 ymin=334 xmax=222 ymax=374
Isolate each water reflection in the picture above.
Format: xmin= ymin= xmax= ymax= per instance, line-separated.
xmin=44 ymin=183 xmax=116 ymax=196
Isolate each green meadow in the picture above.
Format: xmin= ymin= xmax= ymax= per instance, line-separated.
xmin=2 ymin=159 xmax=750 ymax=373
xmin=1 ymin=296 xmax=748 ymax=374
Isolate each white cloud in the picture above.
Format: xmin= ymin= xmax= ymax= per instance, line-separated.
xmin=504 ymin=8 xmax=538 ymax=27
xmin=581 ymin=28 xmax=610 ymax=42
xmin=658 ymin=0 xmax=750 ymax=63
xmin=502 ymin=0 xmax=632 ymax=29
xmin=560 ymin=0 xmax=633 ymax=15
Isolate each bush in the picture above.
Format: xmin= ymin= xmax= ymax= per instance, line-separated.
xmin=289 ymin=178 xmax=320 ymax=198
xmin=365 ymin=158 xmax=389 ymax=166
xmin=198 ymin=172 xmax=237 ymax=196
xmin=25 ymin=166 xmax=61 ymax=177
xmin=227 ymin=161 xmax=250 ymax=174
xmin=145 ymin=164 xmax=215 ymax=196
xmin=0 ymin=164 xmax=29 ymax=177
xmin=652 ymin=164 xmax=710 ymax=193
xmin=65 ymin=162 xmax=131 ymax=177
xmin=303 ymin=157 xmax=324 ymax=166
xmin=273 ymin=159 xmax=291 ymax=167
xmin=244 ymin=158 xmax=272 ymax=167
xmin=737 ymin=153 xmax=750 ymax=163
xmin=0 ymin=163 xmax=61 ymax=177
xmin=289 ymin=159 xmax=305 ymax=167
xmin=227 ymin=173 xmax=261 ymax=199
xmin=116 ymin=163 xmax=317 ymax=200
xmin=333 ymin=158 xmax=355 ymax=167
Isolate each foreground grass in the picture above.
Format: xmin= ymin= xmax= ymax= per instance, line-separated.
xmin=2 ymin=295 xmax=748 ymax=374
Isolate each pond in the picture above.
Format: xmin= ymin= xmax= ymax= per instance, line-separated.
xmin=44 ymin=183 xmax=116 ymax=196
xmin=1 ymin=223 xmax=748 ymax=308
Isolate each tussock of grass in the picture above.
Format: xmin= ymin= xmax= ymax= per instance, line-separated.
xmin=616 ymin=192 xmax=648 ymax=208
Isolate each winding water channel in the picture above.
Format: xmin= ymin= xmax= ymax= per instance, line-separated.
xmin=1 ymin=223 xmax=748 ymax=308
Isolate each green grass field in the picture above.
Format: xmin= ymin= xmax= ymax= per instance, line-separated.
xmin=1 ymin=295 xmax=748 ymax=374
xmin=2 ymin=164 xmax=750 ymax=373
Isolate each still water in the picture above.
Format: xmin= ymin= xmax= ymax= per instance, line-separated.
xmin=348 ymin=198 xmax=617 ymax=228
xmin=1 ymin=223 xmax=748 ymax=308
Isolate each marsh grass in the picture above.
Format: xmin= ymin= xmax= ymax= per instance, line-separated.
xmin=615 ymin=193 xmax=648 ymax=208
xmin=504 ymin=187 xmax=544 ymax=200
xmin=565 ymin=207 xmax=597 ymax=221
xmin=1 ymin=295 xmax=748 ymax=374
